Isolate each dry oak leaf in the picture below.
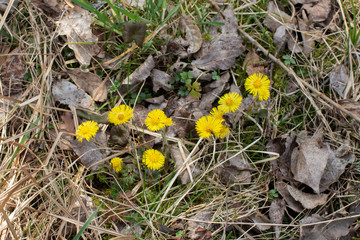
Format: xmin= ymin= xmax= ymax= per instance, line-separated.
xmin=180 ymin=15 xmax=202 ymax=54
xmin=123 ymin=55 xmax=155 ymax=85
xmin=243 ymin=50 xmax=266 ymax=76
xmin=68 ymin=68 xmax=107 ymax=102
xmin=150 ymin=69 xmax=172 ymax=92
xmin=290 ymin=131 xmax=328 ymax=193
xmin=191 ymin=6 xmax=244 ymax=70
xmin=303 ymin=0 xmax=332 ymax=23
xmin=57 ymin=6 xmax=104 ymax=65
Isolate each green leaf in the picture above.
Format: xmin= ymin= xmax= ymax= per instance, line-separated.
xmin=189 ymin=89 xmax=201 ymax=99
xmin=191 ymin=82 xmax=201 ymax=92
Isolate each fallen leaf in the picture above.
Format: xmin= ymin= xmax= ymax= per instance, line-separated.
xmin=57 ymin=6 xmax=104 ymax=65
xmin=291 ymin=131 xmax=328 ymax=193
xmin=319 ymin=142 xmax=355 ymax=192
xmin=191 ymin=68 xmax=212 ymax=81
xmin=329 ymin=64 xmax=349 ymax=99
xmin=191 ymin=6 xmax=244 ymax=70
xmin=188 ymin=211 xmax=212 ymax=240
xmin=216 ymin=153 xmax=252 ymax=185
xmin=199 ymin=72 xmax=230 ymax=111
xmin=276 ymin=182 xmax=303 ymax=212
xmin=70 ymin=130 xmax=109 ymax=170
xmin=0 ymin=47 xmax=25 ymax=96
xmin=52 ymin=79 xmax=94 ymax=109
xmin=287 ymin=185 xmax=328 ymax=209
xmin=300 ymin=213 xmax=360 ymax=240
xmin=339 ymin=100 xmax=360 ymax=120
xmin=243 ymin=50 xmax=266 ymax=76
xmin=298 ymin=18 xmax=314 ymax=55
xmin=68 ymin=68 xmax=107 ymax=102
xmin=170 ymin=144 xmax=200 ymax=185
xmin=165 ymin=37 xmax=189 ymax=59
xmin=123 ymin=22 xmax=147 ymax=47
xmin=290 ymin=0 xmax=320 ymax=4
xmin=124 ymin=55 xmax=155 ymax=85
xmin=180 ymin=15 xmax=202 ymax=54
xmin=269 ymin=199 xmax=286 ymax=240
xmin=170 ymin=58 xmax=188 ymax=73
xmin=109 ymin=124 xmax=129 ymax=147
xmin=273 ymin=26 xmax=289 ymax=49
xmin=263 ymin=1 xmax=295 ymax=32
xmin=33 ymin=0 xmax=61 ymax=18
xmin=250 ymin=212 xmax=271 ymax=231
xmin=150 ymin=69 xmax=172 ymax=92
xmin=0 ymin=0 xmax=19 ymax=13
xmin=303 ymin=0 xmax=332 ymax=23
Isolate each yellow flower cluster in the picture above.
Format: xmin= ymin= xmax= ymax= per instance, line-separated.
xmin=110 ymin=157 xmax=123 ymax=172
xmin=145 ymin=109 xmax=173 ymax=132
xmin=245 ymin=73 xmax=270 ymax=101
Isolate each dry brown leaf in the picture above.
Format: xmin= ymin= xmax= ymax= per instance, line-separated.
xmin=199 ymin=72 xmax=230 ymax=111
xmin=243 ymin=50 xmax=266 ymax=76
xmin=263 ymin=1 xmax=295 ymax=32
xmin=191 ymin=6 xmax=244 ymax=70
xmin=298 ymin=18 xmax=314 ymax=55
xmin=291 ymin=131 xmax=328 ymax=193
xmin=273 ymin=26 xmax=289 ymax=50
xmin=180 ymin=15 xmax=202 ymax=54
xmin=33 ymin=0 xmax=61 ymax=18
xmin=57 ymin=6 xmax=104 ymax=65
xmin=290 ymin=0 xmax=320 ymax=4
xmin=68 ymin=68 xmax=107 ymax=102
xmin=109 ymin=125 xmax=129 ymax=147
xmin=251 ymin=212 xmax=271 ymax=231
xmin=52 ymin=79 xmax=94 ymax=109
xmin=287 ymin=185 xmax=328 ymax=209
xmin=124 ymin=55 xmax=155 ymax=85
xmin=303 ymin=0 xmax=332 ymax=23
xmin=48 ymin=112 xmax=75 ymax=150
xmin=300 ymin=213 xmax=360 ymax=240
xmin=269 ymin=199 xmax=286 ymax=240
xmin=216 ymin=153 xmax=252 ymax=186
xmin=188 ymin=211 xmax=212 ymax=240
xmin=70 ymin=130 xmax=109 ymax=170
xmin=0 ymin=47 xmax=25 ymax=96
xmin=276 ymin=182 xmax=303 ymax=212
xmin=319 ymin=143 xmax=355 ymax=192
xmin=150 ymin=69 xmax=172 ymax=92
xmin=165 ymin=37 xmax=189 ymax=59
xmin=329 ymin=64 xmax=349 ymax=99
xmin=170 ymin=144 xmax=200 ymax=185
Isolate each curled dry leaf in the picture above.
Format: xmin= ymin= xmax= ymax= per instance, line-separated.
xmin=250 ymin=212 xmax=271 ymax=231
xmin=243 ymin=50 xmax=266 ymax=76
xmin=303 ymin=0 xmax=332 ymax=23
xmin=170 ymin=144 xmax=200 ymax=185
xmin=67 ymin=68 xmax=107 ymax=102
xmin=57 ymin=6 xmax=104 ymax=65
xmin=291 ymin=131 xmax=328 ymax=193
xmin=191 ymin=6 xmax=244 ymax=70
xmin=187 ymin=210 xmax=212 ymax=240
xmin=52 ymin=79 xmax=94 ymax=109
xmin=276 ymin=182 xmax=303 ymax=212
xmin=124 ymin=55 xmax=155 ymax=85
xmin=329 ymin=64 xmax=349 ymax=99
xmin=263 ymin=1 xmax=294 ymax=32
xmin=180 ymin=15 xmax=202 ymax=54
xmin=269 ymin=199 xmax=286 ymax=240
xmin=150 ymin=69 xmax=172 ymax=92
xmin=70 ymin=130 xmax=109 ymax=170
xmin=287 ymin=185 xmax=328 ymax=209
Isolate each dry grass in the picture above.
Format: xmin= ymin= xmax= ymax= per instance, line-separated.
xmin=0 ymin=0 xmax=360 ymax=239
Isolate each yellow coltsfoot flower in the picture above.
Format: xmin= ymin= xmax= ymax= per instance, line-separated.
xmin=195 ymin=115 xmax=223 ymax=139
xmin=145 ymin=109 xmax=172 ymax=132
xmin=76 ymin=120 xmax=99 ymax=142
xmin=142 ymin=149 xmax=165 ymax=170
xmin=245 ymin=73 xmax=270 ymax=101
xmin=210 ymin=106 xmax=225 ymax=121
xmin=214 ymin=124 xmax=230 ymax=138
xmin=110 ymin=157 xmax=123 ymax=172
xmin=218 ymin=92 xmax=242 ymax=113
xmin=108 ymin=105 xmax=133 ymax=125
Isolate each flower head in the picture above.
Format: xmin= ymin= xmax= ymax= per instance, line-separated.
xmin=108 ymin=105 xmax=133 ymax=125
xmin=245 ymin=73 xmax=270 ymax=101
xmin=110 ymin=157 xmax=123 ymax=172
xmin=210 ymin=107 xmax=225 ymax=121
xmin=214 ymin=124 xmax=230 ymax=138
xmin=218 ymin=92 xmax=242 ymax=113
xmin=195 ymin=116 xmax=223 ymax=139
xmin=76 ymin=121 xmax=99 ymax=142
xmin=145 ymin=109 xmax=172 ymax=132
xmin=142 ymin=149 xmax=165 ymax=170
